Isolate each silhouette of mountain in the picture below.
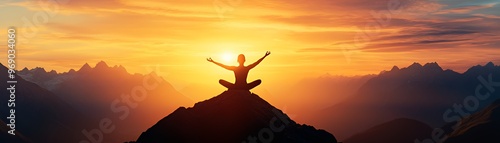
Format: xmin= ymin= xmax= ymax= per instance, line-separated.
xmin=95 ymin=60 xmax=109 ymax=69
xmin=135 ymin=90 xmax=337 ymax=143
xmin=390 ymin=65 xmax=399 ymax=71
xmin=0 ymin=63 xmax=88 ymax=142
xmin=17 ymin=61 xmax=194 ymax=142
xmin=343 ymin=118 xmax=432 ymax=143
xmin=308 ymin=62 xmax=500 ymax=140
xmin=464 ymin=61 xmax=500 ymax=76
xmin=78 ymin=63 xmax=92 ymax=73
xmin=443 ymin=99 xmax=500 ymax=143
xmin=423 ymin=62 xmax=444 ymax=72
xmin=407 ymin=62 xmax=424 ymax=70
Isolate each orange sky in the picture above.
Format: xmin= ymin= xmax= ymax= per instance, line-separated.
xmin=1 ymin=0 xmax=499 ymax=95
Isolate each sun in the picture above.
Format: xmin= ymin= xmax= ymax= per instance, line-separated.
xmin=221 ymin=52 xmax=234 ymax=63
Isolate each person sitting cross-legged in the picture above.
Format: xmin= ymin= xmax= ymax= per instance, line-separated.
xmin=207 ymin=51 xmax=270 ymax=90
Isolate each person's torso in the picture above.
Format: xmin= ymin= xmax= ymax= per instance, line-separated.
xmin=233 ymin=66 xmax=250 ymax=85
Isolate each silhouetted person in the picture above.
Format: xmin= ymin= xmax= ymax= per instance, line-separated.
xmin=207 ymin=51 xmax=270 ymax=90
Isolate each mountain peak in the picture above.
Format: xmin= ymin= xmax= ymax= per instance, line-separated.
xmin=32 ymin=67 xmax=47 ymax=73
xmin=423 ymin=62 xmax=443 ymax=71
xmin=21 ymin=67 xmax=29 ymax=72
xmin=117 ymin=65 xmax=127 ymax=73
xmin=78 ymin=63 xmax=92 ymax=73
xmin=48 ymin=70 xmax=58 ymax=74
xmin=95 ymin=61 xmax=109 ymax=69
xmin=485 ymin=61 xmax=495 ymax=67
xmin=464 ymin=61 xmax=499 ymax=75
xmin=407 ymin=62 xmax=423 ymax=70
xmin=136 ymin=90 xmax=337 ymax=143
xmin=68 ymin=69 xmax=76 ymax=74
xmin=390 ymin=66 xmax=400 ymax=71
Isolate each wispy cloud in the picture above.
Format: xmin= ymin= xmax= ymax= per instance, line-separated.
xmin=435 ymin=3 xmax=496 ymax=14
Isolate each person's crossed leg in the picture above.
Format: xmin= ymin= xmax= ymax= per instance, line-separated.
xmin=219 ymin=79 xmax=261 ymax=90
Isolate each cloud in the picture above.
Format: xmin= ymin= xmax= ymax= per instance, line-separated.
xmin=434 ymin=3 xmax=496 ymax=14
xmin=415 ymin=39 xmax=470 ymax=44
xmin=259 ymin=14 xmax=365 ymax=28
xmin=297 ymin=47 xmax=341 ymax=53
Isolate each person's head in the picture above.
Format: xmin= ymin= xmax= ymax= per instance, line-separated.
xmin=237 ymin=54 xmax=245 ymax=64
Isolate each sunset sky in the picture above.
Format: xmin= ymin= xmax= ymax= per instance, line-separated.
xmin=1 ymin=0 xmax=499 ymax=92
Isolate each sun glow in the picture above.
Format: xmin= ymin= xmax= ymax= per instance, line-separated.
xmin=221 ymin=52 xmax=234 ymax=63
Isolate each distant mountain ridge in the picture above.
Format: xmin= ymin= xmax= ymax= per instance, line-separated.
xmin=308 ymin=62 xmax=500 ymax=140
xmin=17 ymin=61 xmax=194 ymax=142
xmin=18 ymin=61 xmax=128 ymax=90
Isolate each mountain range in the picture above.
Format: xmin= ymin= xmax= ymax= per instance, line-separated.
xmin=15 ymin=61 xmax=194 ymax=142
xmin=304 ymin=62 xmax=500 ymax=140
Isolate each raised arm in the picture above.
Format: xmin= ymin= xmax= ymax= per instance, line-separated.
xmin=207 ymin=57 xmax=235 ymax=70
xmin=247 ymin=51 xmax=270 ymax=69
